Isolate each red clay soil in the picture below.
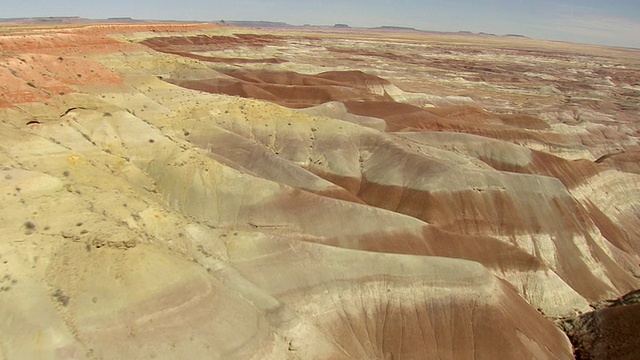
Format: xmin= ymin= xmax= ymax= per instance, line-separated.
xmin=0 ymin=27 xmax=126 ymax=107
xmin=0 ymin=23 xmax=219 ymax=56
xmin=0 ymin=53 xmax=123 ymax=106
xmin=0 ymin=32 xmax=129 ymax=56
xmin=140 ymin=33 xmax=283 ymax=53
xmin=344 ymin=100 xmax=554 ymax=134
xmin=598 ymin=150 xmax=640 ymax=174
xmin=473 ymin=146 xmax=600 ymax=189
xmin=169 ymin=70 xmax=395 ymax=108
xmin=0 ymin=23 xmax=215 ymax=107
xmin=141 ymin=34 xmax=287 ymax=64
xmin=164 ymin=52 xmax=284 ymax=64
xmin=0 ymin=24 xmax=216 ymax=52
xmin=584 ymin=201 xmax=639 ymax=256
xmin=228 ymin=69 xmax=392 ymax=89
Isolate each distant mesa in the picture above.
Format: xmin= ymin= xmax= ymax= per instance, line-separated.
xmin=0 ymin=16 xmax=144 ymax=24
xmin=0 ymin=16 xmax=83 ymax=24
xmin=225 ymin=21 xmax=292 ymax=28
xmin=106 ymin=17 xmax=136 ymax=22
xmin=34 ymin=16 xmax=81 ymax=21
xmin=372 ymin=26 xmax=418 ymax=31
xmin=458 ymin=31 xmax=498 ymax=37
xmin=0 ymin=18 xmax=526 ymax=39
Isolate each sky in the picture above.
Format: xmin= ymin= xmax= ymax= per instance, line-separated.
xmin=2 ymin=0 xmax=640 ymax=48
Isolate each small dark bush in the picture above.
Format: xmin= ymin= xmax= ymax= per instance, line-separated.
xmin=24 ymin=221 xmax=36 ymax=230
xmin=53 ymin=289 xmax=70 ymax=306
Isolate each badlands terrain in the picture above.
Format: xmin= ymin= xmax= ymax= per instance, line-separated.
xmin=1 ymin=22 xmax=639 ymax=359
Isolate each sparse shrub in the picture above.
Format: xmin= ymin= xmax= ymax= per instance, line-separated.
xmin=24 ymin=220 xmax=36 ymax=235
xmin=24 ymin=221 xmax=36 ymax=230
xmin=53 ymin=289 xmax=70 ymax=306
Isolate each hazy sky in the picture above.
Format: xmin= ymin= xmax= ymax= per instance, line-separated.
xmin=3 ymin=0 xmax=640 ymax=48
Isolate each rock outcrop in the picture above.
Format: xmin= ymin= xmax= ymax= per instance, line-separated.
xmin=562 ymin=290 xmax=640 ymax=360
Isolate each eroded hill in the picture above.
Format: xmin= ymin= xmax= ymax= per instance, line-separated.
xmin=1 ymin=23 xmax=639 ymax=359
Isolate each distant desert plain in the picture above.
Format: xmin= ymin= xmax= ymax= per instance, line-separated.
xmin=1 ymin=21 xmax=640 ymax=359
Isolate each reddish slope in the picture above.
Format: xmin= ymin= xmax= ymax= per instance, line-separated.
xmin=170 ymin=70 xmax=394 ymax=108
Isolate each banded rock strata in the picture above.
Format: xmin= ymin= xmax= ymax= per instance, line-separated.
xmin=1 ymin=23 xmax=639 ymax=359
